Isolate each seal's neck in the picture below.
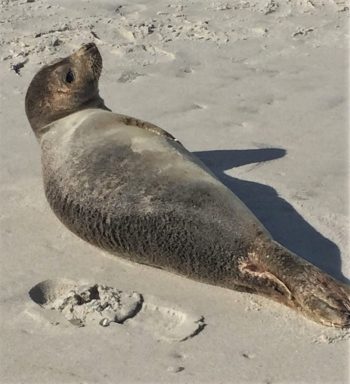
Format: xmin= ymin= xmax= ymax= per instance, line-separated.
xmin=81 ymin=95 xmax=111 ymax=112
xmin=29 ymin=96 xmax=111 ymax=139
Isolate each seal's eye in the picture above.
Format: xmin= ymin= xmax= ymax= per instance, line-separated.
xmin=65 ymin=70 xmax=75 ymax=84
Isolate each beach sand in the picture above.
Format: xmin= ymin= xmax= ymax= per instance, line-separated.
xmin=0 ymin=0 xmax=349 ymax=382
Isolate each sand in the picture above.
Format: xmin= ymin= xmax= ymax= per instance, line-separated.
xmin=0 ymin=0 xmax=349 ymax=383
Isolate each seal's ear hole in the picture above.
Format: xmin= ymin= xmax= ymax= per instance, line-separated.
xmin=65 ymin=69 xmax=75 ymax=84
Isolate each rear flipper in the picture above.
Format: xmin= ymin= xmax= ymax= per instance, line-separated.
xmin=236 ymin=241 xmax=350 ymax=328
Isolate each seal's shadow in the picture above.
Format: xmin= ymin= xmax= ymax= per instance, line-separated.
xmin=194 ymin=148 xmax=349 ymax=284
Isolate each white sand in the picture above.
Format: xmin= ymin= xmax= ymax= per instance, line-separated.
xmin=0 ymin=0 xmax=349 ymax=383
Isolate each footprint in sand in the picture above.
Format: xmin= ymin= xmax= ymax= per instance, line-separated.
xmin=28 ymin=279 xmax=205 ymax=342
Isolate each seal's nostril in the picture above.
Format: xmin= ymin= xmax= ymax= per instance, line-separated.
xmin=83 ymin=43 xmax=96 ymax=51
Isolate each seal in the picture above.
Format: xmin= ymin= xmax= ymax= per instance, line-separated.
xmin=25 ymin=43 xmax=350 ymax=328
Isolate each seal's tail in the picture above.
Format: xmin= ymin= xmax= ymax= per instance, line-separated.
xmin=238 ymin=241 xmax=350 ymax=328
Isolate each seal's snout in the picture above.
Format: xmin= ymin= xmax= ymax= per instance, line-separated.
xmin=78 ymin=42 xmax=98 ymax=56
xmin=75 ymin=42 xmax=102 ymax=79
xmin=82 ymin=42 xmax=97 ymax=52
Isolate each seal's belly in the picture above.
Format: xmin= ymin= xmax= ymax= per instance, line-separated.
xmin=41 ymin=110 xmax=267 ymax=282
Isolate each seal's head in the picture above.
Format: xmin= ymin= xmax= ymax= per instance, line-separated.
xmin=25 ymin=42 xmax=107 ymax=137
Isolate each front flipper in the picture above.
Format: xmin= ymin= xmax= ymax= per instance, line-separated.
xmin=237 ymin=259 xmax=293 ymax=304
xmin=236 ymin=243 xmax=350 ymax=328
xmin=118 ymin=114 xmax=182 ymax=145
